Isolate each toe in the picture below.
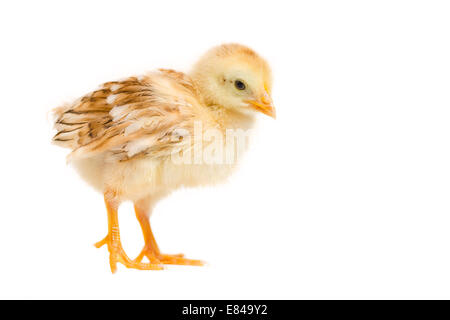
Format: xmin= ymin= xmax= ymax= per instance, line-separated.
xmin=94 ymin=236 xmax=108 ymax=248
xmin=159 ymin=254 xmax=204 ymax=266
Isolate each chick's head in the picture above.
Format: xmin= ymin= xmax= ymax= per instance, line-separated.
xmin=191 ymin=43 xmax=275 ymax=118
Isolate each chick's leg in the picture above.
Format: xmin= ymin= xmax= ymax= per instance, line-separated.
xmin=134 ymin=203 xmax=204 ymax=266
xmin=94 ymin=193 xmax=163 ymax=273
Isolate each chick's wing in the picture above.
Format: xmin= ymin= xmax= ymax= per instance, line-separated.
xmin=52 ymin=70 xmax=199 ymax=162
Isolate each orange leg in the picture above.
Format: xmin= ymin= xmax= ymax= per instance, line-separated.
xmin=134 ymin=204 xmax=204 ymax=266
xmin=95 ymin=193 xmax=163 ymax=273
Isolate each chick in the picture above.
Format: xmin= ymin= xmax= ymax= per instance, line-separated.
xmin=52 ymin=43 xmax=275 ymax=272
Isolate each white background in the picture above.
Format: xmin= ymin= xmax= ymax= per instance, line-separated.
xmin=0 ymin=0 xmax=449 ymax=299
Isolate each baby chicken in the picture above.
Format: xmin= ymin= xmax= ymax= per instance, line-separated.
xmin=52 ymin=43 xmax=275 ymax=272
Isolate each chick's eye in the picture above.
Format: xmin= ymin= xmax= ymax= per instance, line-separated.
xmin=234 ymin=80 xmax=246 ymax=90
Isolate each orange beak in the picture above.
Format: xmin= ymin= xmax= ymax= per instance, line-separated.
xmin=245 ymin=92 xmax=276 ymax=119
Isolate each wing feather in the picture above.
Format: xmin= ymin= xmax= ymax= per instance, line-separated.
xmin=52 ymin=71 xmax=199 ymax=162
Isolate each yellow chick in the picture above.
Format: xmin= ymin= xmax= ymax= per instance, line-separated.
xmin=52 ymin=43 xmax=275 ymax=273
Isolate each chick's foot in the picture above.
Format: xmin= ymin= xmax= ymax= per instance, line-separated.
xmin=134 ymin=246 xmax=204 ymax=266
xmin=95 ymin=234 xmax=163 ymax=273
